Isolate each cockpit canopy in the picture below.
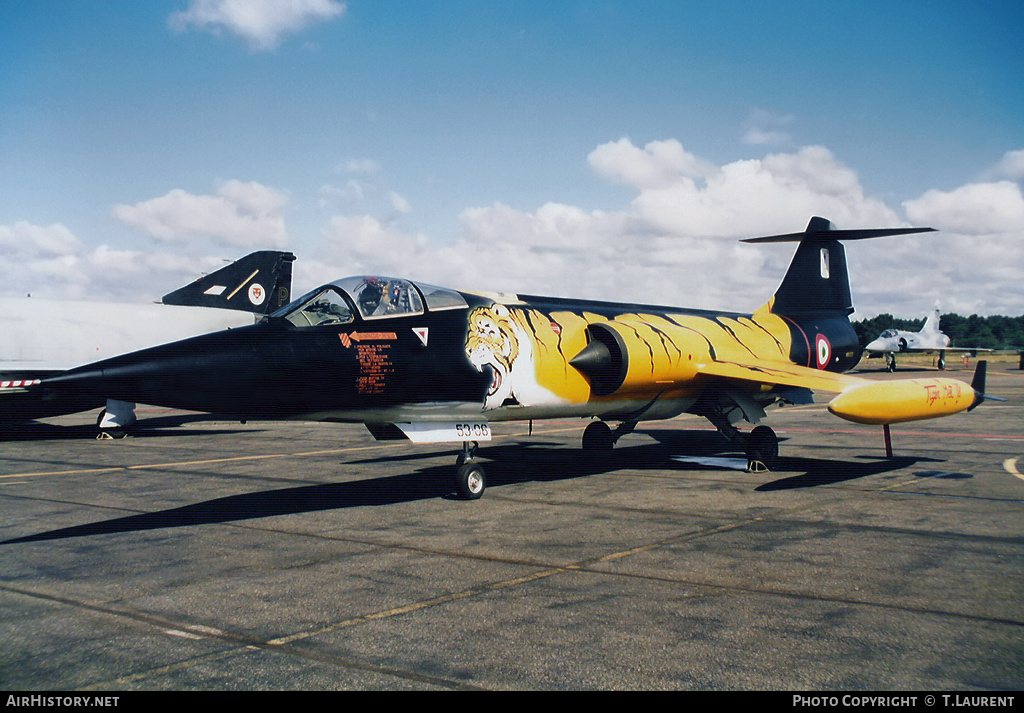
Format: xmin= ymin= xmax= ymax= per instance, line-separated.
xmin=879 ymin=329 xmax=899 ymax=339
xmin=272 ymin=276 xmax=467 ymax=328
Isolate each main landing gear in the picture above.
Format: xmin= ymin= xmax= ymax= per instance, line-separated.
xmin=582 ymin=420 xmax=636 ymax=451
xmin=454 ymin=441 xmax=486 ymax=500
xmin=584 ymin=418 xmax=778 ymax=472
xmin=744 ymin=425 xmax=779 ymax=473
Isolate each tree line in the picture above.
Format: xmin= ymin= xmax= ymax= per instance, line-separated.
xmin=852 ymin=313 xmax=1024 ymax=350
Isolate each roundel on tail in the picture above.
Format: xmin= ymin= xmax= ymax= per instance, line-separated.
xmin=815 ymin=334 xmax=831 ymax=370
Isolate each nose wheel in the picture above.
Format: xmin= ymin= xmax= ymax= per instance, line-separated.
xmin=454 ymin=441 xmax=486 ymax=499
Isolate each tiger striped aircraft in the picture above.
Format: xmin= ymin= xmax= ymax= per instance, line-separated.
xmin=35 ymin=217 xmax=999 ymax=499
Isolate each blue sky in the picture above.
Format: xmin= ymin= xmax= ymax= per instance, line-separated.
xmin=2 ymin=0 xmax=1022 ymax=317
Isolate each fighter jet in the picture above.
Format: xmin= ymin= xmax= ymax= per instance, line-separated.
xmin=33 ymin=218 xmax=999 ymax=498
xmin=864 ymin=304 xmax=991 ymax=371
xmin=1 ymin=250 xmax=294 ymax=424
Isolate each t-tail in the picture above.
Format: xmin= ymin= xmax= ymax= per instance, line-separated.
xmin=744 ymin=217 xmax=935 ymax=372
xmin=161 ymin=250 xmax=296 ymax=315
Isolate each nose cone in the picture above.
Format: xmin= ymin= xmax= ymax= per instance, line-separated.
xmin=865 ymin=338 xmax=887 ymax=352
xmin=40 ymin=323 xmax=280 ymax=415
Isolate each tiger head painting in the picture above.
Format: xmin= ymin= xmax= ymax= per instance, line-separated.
xmin=465 ymin=303 xmax=564 ymax=411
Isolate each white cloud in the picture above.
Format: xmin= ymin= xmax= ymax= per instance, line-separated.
xmin=9 ymin=140 xmax=1022 ymax=318
xmin=903 ymin=181 xmax=1024 ymax=235
xmin=112 ymin=180 xmax=290 ymax=248
xmin=0 ymin=221 xmax=82 ymax=258
xmin=630 ymin=144 xmax=899 ymax=239
xmin=337 ymin=158 xmax=381 ymax=175
xmin=743 ymin=109 xmax=795 ymax=146
xmin=319 ymin=215 xmax=429 ymax=276
xmin=389 ymin=192 xmax=412 ymax=214
xmin=587 ymin=138 xmax=716 ymax=190
xmin=743 ymin=128 xmax=790 ymax=146
xmin=169 ymin=0 xmax=347 ymax=51
xmin=990 ymin=149 xmax=1024 ymax=181
xmin=0 ymin=221 xmax=261 ymax=302
xmin=307 ymin=139 xmax=1020 ymax=318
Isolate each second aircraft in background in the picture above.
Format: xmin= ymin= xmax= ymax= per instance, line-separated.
xmin=864 ymin=304 xmax=992 ymax=371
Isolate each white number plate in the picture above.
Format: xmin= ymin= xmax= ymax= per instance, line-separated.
xmin=395 ymin=422 xmax=492 ymax=443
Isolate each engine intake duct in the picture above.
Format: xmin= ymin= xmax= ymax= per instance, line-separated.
xmin=569 ymin=324 xmax=628 ymax=396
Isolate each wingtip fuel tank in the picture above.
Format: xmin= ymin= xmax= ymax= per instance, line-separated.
xmin=827 ymin=376 xmax=982 ymax=425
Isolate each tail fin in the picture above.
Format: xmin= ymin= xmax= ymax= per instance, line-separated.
xmin=161 ymin=250 xmax=295 ymax=315
xmin=922 ymin=302 xmax=942 ymax=333
xmin=743 ymin=217 xmax=935 ymax=318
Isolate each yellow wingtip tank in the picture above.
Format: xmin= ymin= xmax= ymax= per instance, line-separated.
xmin=827 ymin=378 xmax=981 ymax=425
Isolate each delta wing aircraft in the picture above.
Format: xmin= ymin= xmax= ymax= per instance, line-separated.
xmin=1 ymin=250 xmax=294 ymax=424
xmin=34 ymin=218 xmax=999 ymax=498
xmin=865 ymin=304 xmax=992 ymax=371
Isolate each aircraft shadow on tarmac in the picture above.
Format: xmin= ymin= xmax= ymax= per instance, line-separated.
xmin=2 ymin=430 xmax=936 ymax=545
xmin=0 ymin=414 xmax=254 ymax=442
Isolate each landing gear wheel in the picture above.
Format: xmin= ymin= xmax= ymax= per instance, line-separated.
xmin=886 ymin=354 xmax=896 ymax=373
xmin=937 ymin=355 xmax=945 ymax=370
xmin=746 ymin=425 xmax=778 ymax=473
xmin=582 ymin=421 xmax=614 ymax=450
xmin=455 ymin=461 xmax=486 ymax=500
xmin=94 ymin=409 xmax=128 ymax=440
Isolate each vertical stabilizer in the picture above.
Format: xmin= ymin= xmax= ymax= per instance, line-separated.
xmin=161 ymin=250 xmax=295 ymax=315
xmin=743 ymin=217 xmax=935 ymax=319
xmin=923 ymin=303 xmax=942 ymax=333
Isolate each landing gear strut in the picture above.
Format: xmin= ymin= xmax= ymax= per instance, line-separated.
xmin=454 ymin=441 xmax=486 ymax=499
xmin=697 ymin=401 xmax=780 ymax=473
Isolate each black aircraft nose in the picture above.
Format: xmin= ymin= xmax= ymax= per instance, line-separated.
xmin=40 ymin=323 xmax=287 ymax=417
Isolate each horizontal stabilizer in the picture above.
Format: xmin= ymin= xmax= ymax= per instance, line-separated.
xmin=742 ymin=216 xmax=935 ymax=243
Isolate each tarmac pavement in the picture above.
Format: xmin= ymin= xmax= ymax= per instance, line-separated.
xmin=1 ymin=361 xmax=1021 ymax=690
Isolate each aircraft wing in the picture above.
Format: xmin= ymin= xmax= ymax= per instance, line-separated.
xmin=694 ymin=357 xmax=866 ymax=394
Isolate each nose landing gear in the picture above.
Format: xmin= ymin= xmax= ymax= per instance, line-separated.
xmin=454 ymin=441 xmax=486 ymax=499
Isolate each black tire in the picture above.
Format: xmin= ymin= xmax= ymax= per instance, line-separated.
xmin=456 ymin=461 xmax=486 ymax=500
xmin=746 ymin=425 xmax=778 ymax=472
xmin=582 ymin=421 xmax=614 ymax=451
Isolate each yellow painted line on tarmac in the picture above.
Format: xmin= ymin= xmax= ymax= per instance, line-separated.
xmin=989 ymin=369 xmax=1024 ymax=379
xmin=1004 ymin=458 xmax=1024 ymax=482
xmin=0 ymin=443 xmax=399 ymax=481
xmin=268 ymin=567 xmax=565 ymax=646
